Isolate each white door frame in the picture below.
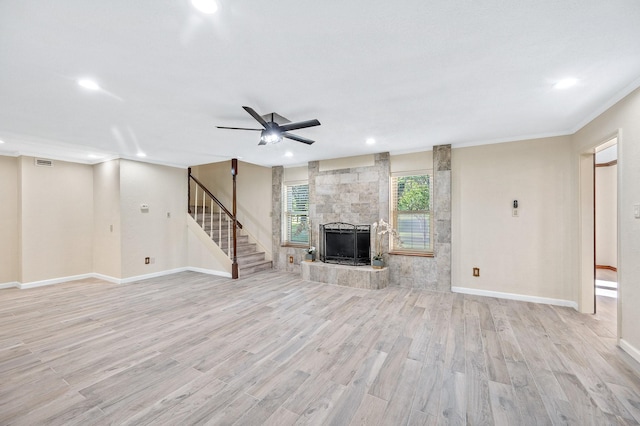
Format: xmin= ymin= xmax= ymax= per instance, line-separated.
xmin=578 ymin=130 xmax=620 ymax=339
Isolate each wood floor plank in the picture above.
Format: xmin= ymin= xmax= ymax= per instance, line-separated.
xmin=368 ymin=335 xmax=413 ymax=401
xmin=505 ymin=360 xmax=553 ymax=426
xmin=466 ymin=366 xmax=494 ymax=425
xmin=481 ymin=328 xmax=511 ymax=385
xmin=438 ymin=369 xmax=466 ymax=425
xmin=554 ymin=371 xmax=610 ymax=426
xmin=608 ymin=382 xmax=640 ymax=423
xmin=407 ymin=409 xmax=437 ymax=426
xmin=1 ymin=270 xmax=639 ymax=425
xmin=235 ymin=369 xmax=310 ymax=425
xmin=412 ymin=361 xmax=444 ymax=417
xmin=348 ymin=393 xmax=387 ymax=426
xmin=262 ymin=407 xmax=300 ymax=426
xmin=291 ymin=379 xmax=345 ymax=425
xmin=488 ymin=381 xmax=522 ymax=426
xmin=324 ymin=349 xmax=387 ymax=425
xmin=379 ymin=358 xmax=421 ymax=425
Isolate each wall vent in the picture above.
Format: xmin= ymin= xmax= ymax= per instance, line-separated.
xmin=35 ymin=158 xmax=54 ymax=167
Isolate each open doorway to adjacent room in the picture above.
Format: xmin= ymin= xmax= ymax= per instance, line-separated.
xmin=594 ymin=137 xmax=618 ymax=319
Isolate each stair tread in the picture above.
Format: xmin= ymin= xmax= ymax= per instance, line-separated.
xmin=239 ymin=259 xmax=272 ymax=267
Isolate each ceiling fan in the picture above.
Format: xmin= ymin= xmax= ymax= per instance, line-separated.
xmin=217 ymin=106 xmax=321 ymax=145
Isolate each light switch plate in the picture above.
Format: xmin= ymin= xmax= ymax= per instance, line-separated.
xmin=634 ymin=203 xmax=640 ymax=219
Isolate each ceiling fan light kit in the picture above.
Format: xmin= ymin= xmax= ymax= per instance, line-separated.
xmin=259 ymin=129 xmax=283 ymax=145
xmin=217 ymin=106 xmax=321 ymax=146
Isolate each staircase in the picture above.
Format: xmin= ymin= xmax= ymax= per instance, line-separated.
xmin=191 ymin=209 xmax=272 ymax=277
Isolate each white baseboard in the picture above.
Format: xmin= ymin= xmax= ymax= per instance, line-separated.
xmin=19 ymin=273 xmax=95 ymax=289
xmin=118 ymin=267 xmax=231 ymax=283
xmin=619 ymin=339 xmax=640 ymax=365
xmin=91 ymin=273 xmax=122 ymax=284
xmin=451 ymin=286 xmax=579 ymax=310
xmin=186 ymin=267 xmax=232 ymax=278
xmin=118 ymin=267 xmax=191 ymax=284
xmin=0 ymin=282 xmax=19 ymax=289
xmin=5 ymin=267 xmax=231 ymax=290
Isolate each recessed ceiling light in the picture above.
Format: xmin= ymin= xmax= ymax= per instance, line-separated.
xmin=284 ymin=151 xmax=293 ymax=158
xmin=136 ymin=152 xmax=147 ymax=158
xmin=554 ymin=78 xmax=578 ymax=90
xmin=78 ymin=79 xmax=101 ymax=91
xmin=366 ymin=138 xmax=376 ymax=145
xmin=191 ymin=0 xmax=218 ymax=14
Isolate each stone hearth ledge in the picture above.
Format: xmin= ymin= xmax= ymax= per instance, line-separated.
xmin=301 ymin=261 xmax=389 ymax=290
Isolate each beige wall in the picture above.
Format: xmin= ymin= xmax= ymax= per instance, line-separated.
xmin=192 ymin=160 xmax=272 ymax=258
xmin=18 ymin=156 xmax=94 ymax=283
xmin=93 ymin=160 xmax=122 ymax=278
xmin=283 ymin=166 xmax=307 ymax=182
xmin=595 ymin=164 xmax=617 ymax=268
xmin=390 ymin=151 xmax=433 ymax=173
xmin=0 ymin=156 xmax=19 ymax=284
xmin=1 ymin=156 xmax=227 ymax=285
xmin=451 ymin=136 xmax=574 ymax=302
xmin=573 ymin=86 xmax=640 ymax=355
xmin=119 ymin=160 xmax=187 ymax=278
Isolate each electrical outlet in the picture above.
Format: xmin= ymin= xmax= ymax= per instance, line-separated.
xmin=145 ymin=257 xmax=150 ymax=264
xmin=289 ymin=256 xmax=294 ymax=264
xmin=473 ymin=267 xmax=480 ymax=277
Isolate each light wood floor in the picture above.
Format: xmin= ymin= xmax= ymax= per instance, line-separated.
xmin=2 ymin=271 xmax=640 ymax=425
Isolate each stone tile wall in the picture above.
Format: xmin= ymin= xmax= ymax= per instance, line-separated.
xmin=386 ymin=145 xmax=451 ymax=291
xmin=308 ymin=153 xmax=389 ymax=253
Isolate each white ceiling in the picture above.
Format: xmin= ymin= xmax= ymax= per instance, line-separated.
xmin=1 ymin=0 xmax=639 ymax=168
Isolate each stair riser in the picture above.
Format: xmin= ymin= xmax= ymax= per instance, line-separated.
xmin=240 ymin=261 xmax=273 ymax=276
xmin=217 ymin=244 xmax=256 ymax=254
xmin=237 ymin=253 xmax=266 ymax=264
xmin=203 ymin=232 xmax=248 ymax=242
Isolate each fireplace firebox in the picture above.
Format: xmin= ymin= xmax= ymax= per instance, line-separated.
xmin=319 ymin=223 xmax=371 ymax=265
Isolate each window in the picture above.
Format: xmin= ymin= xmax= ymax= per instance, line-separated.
xmin=283 ymin=182 xmax=309 ymax=245
xmin=390 ymin=171 xmax=433 ymax=253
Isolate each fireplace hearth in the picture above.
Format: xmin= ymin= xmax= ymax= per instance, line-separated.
xmin=319 ymin=223 xmax=371 ymax=266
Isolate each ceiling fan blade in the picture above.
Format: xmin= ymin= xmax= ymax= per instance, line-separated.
xmin=283 ymin=132 xmax=315 ymax=145
xmin=216 ymin=126 xmax=262 ymax=131
xmin=279 ymin=119 xmax=321 ymax=132
xmin=242 ymin=106 xmax=269 ymax=128
xmin=258 ymin=139 xmax=268 ymax=146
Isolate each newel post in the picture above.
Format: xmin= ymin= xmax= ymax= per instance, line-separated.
xmin=231 ymin=159 xmax=239 ymax=279
xmin=187 ymin=167 xmax=192 ymax=214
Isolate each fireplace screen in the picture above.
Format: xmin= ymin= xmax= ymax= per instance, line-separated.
xmin=319 ymin=223 xmax=371 ymax=265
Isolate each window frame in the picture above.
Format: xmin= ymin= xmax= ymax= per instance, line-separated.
xmin=389 ymin=170 xmax=434 ymax=256
xmin=282 ymin=180 xmax=310 ymax=247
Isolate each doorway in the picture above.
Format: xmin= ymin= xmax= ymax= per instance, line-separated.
xmin=594 ymin=138 xmax=618 ymax=319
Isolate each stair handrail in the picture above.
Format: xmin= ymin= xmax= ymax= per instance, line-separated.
xmin=188 ymin=171 xmax=243 ymax=230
